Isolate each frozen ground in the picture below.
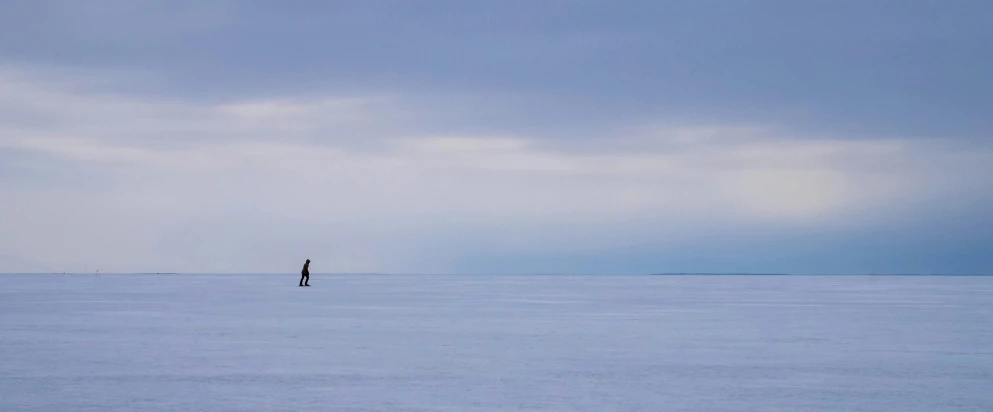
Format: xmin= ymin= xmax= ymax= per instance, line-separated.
xmin=1 ymin=274 xmax=992 ymax=412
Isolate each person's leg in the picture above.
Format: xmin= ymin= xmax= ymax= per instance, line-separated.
xmin=304 ymin=274 xmax=310 ymax=286
xmin=299 ymin=273 xmax=305 ymax=286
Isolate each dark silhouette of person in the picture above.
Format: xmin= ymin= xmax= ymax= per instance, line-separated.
xmin=299 ymin=259 xmax=310 ymax=286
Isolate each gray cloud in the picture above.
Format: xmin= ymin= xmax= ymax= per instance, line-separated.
xmin=2 ymin=2 xmax=992 ymax=273
xmin=3 ymin=1 xmax=991 ymax=138
xmin=2 ymin=70 xmax=992 ymax=273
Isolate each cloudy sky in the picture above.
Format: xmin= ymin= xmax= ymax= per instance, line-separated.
xmin=1 ymin=1 xmax=991 ymax=274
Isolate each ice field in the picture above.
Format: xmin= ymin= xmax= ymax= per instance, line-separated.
xmin=1 ymin=274 xmax=992 ymax=411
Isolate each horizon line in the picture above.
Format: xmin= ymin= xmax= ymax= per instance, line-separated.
xmin=1 ymin=272 xmax=990 ymax=277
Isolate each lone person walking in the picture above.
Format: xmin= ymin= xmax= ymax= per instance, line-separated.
xmin=299 ymin=259 xmax=311 ymax=287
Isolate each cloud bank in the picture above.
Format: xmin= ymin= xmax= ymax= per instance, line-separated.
xmin=2 ymin=1 xmax=992 ymax=274
xmin=2 ymin=70 xmax=990 ymax=274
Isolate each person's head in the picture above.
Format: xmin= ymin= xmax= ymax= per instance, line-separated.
xmin=306 ymin=259 xmax=310 ymax=263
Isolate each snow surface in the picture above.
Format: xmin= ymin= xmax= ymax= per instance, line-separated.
xmin=1 ymin=274 xmax=992 ymax=411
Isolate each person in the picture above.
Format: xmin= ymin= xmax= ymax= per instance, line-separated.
xmin=299 ymin=259 xmax=310 ymax=287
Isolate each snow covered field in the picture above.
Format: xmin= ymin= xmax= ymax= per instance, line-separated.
xmin=1 ymin=274 xmax=991 ymax=411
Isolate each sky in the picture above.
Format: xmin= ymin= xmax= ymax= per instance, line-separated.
xmin=1 ymin=0 xmax=991 ymax=274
